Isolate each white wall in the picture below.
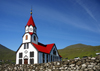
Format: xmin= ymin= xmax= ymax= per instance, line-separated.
xmin=25 ymin=26 xmax=29 ymax=33
xmin=23 ymin=33 xmax=31 ymax=43
xmin=29 ymin=25 xmax=33 ymax=32
xmin=25 ymin=25 xmax=34 ymax=33
xmin=16 ymin=43 xmax=38 ymax=64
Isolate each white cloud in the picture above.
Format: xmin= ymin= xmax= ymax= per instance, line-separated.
xmin=76 ymin=0 xmax=98 ymax=22
xmin=76 ymin=0 xmax=100 ymax=34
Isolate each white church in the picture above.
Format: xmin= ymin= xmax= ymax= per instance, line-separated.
xmin=16 ymin=9 xmax=62 ymax=64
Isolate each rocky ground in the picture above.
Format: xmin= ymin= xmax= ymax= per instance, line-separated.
xmin=0 ymin=55 xmax=100 ymax=71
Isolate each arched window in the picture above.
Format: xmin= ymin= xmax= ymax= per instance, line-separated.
xmin=53 ymin=48 xmax=56 ymax=55
xmin=34 ymin=36 xmax=36 ymax=41
xmin=47 ymin=54 xmax=48 ymax=62
xmin=51 ymin=55 xmax=52 ymax=62
xmin=26 ymin=35 xmax=28 ymax=40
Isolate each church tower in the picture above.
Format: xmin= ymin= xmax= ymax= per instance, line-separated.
xmin=16 ymin=9 xmax=62 ymax=64
xmin=23 ymin=9 xmax=38 ymax=44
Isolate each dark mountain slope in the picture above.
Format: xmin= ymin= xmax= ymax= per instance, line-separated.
xmin=0 ymin=44 xmax=15 ymax=60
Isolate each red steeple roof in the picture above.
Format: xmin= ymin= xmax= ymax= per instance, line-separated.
xmin=26 ymin=15 xmax=35 ymax=27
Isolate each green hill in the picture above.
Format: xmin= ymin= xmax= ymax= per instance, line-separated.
xmin=0 ymin=44 xmax=15 ymax=61
xmin=58 ymin=44 xmax=100 ymax=60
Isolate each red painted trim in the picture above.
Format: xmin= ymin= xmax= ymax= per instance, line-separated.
xmin=29 ymin=32 xmax=33 ymax=35
xmin=59 ymin=54 xmax=62 ymax=58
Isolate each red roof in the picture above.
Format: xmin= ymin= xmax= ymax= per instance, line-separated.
xmin=26 ymin=15 xmax=35 ymax=27
xmin=32 ymin=43 xmax=54 ymax=54
xmin=32 ymin=43 xmax=62 ymax=58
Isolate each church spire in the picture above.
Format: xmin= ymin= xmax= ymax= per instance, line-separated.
xmin=25 ymin=8 xmax=36 ymax=27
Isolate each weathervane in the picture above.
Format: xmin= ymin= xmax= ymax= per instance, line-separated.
xmin=30 ymin=6 xmax=32 ymax=15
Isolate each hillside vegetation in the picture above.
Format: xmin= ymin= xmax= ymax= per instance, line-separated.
xmin=0 ymin=44 xmax=15 ymax=60
xmin=58 ymin=44 xmax=100 ymax=59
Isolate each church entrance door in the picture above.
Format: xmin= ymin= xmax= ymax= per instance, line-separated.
xmin=24 ymin=59 xmax=28 ymax=64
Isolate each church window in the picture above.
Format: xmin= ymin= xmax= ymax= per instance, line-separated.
xmin=34 ymin=36 xmax=36 ymax=41
xmin=24 ymin=43 xmax=29 ymax=49
xmin=51 ymin=55 xmax=52 ymax=62
xmin=19 ymin=53 xmax=22 ymax=58
xmin=19 ymin=59 xmax=22 ymax=64
xmin=26 ymin=35 xmax=28 ymax=40
xmin=47 ymin=54 xmax=48 ymax=62
xmin=53 ymin=56 xmax=54 ymax=61
xmin=27 ymin=43 xmax=29 ymax=49
xmin=53 ymin=48 xmax=56 ymax=55
xmin=53 ymin=56 xmax=55 ymax=61
xmin=24 ymin=44 xmax=26 ymax=49
xmin=34 ymin=27 xmax=36 ymax=33
xmin=30 ymin=59 xmax=34 ymax=64
xmin=55 ymin=56 xmax=57 ymax=61
xmin=30 ymin=52 xmax=34 ymax=57
xmin=56 ymin=56 xmax=57 ymax=61
xmin=43 ymin=53 xmax=45 ymax=63
xmin=34 ymin=29 xmax=36 ymax=33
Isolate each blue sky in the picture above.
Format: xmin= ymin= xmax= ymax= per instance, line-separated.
xmin=0 ymin=0 xmax=100 ymax=51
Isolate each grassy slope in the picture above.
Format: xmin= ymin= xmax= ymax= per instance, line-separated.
xmin=0 ymin=44 xmax=15 ymax=60
xmin=58 ymin=44 xmax=100 ymax=59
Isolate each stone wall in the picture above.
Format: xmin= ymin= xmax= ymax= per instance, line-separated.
xmin=0 ymin=55 xmax=100 ymax=71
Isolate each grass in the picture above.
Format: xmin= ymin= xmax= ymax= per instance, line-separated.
xmin=0 ymin=44 xmax=16 ymax=61
xmin=58 ymin=44 xmax=100 ymax=60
